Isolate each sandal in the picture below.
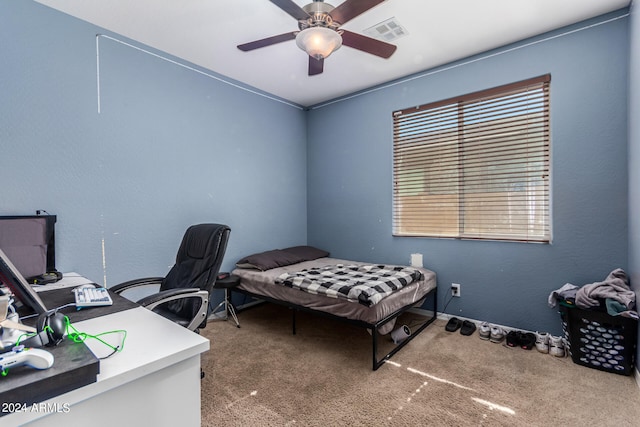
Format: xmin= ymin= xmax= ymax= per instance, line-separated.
xmin=460 ymin=320 xmax=477 ymax=336
xmin=445 ymin=317 xmax=462 ymax=332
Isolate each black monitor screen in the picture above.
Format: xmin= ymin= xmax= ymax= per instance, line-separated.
xmin=0 ymin=248 xmax=48 ymax=315
xmin=0 ymin=215 xmax=56 ymax=281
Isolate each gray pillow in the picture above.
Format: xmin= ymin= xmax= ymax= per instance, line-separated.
xmin=236 ymin=246 xmax=329 ymax=271
xmin=282 ymin=246 xmax=329 ymax=261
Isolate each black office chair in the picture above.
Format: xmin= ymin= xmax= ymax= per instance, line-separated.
xmin=111 ymin=223 xmax=230 ymax=333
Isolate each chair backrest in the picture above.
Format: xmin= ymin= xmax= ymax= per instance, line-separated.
xmin=161 ymin=223 xmax=230 ymax=321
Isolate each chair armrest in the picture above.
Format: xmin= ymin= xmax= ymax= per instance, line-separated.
xmin=110 ymin=277 xmax=165 ymax=294
xmin=138 ymin=288 xmax=209 ymax=331
xmin=137 ymin=287 xmax=201 ymax=307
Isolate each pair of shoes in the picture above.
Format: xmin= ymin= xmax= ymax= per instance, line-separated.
xmin=548 ymin=335 xmax=566 ymax=357
xmin=505 ymin=330 xmax=536 ymax=350
xmin=532 ymin=331 xmax=566 ymax=356
xmin=445 ymin=317 xmax=476 ymax=336
xmin=535 ymin=331 xmax=550 ymax=353
xmin=478 ymin=322 xmax=505 ymax=343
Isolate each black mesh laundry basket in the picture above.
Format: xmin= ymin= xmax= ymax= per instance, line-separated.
xmin=558 ymin=303 xmax=638 ymax=376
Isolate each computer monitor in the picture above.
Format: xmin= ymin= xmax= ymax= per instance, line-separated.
xmin=0 ymin=248 xmax=48 ymax=315
xmin=0 ymin=215 xmax=57 ymax=282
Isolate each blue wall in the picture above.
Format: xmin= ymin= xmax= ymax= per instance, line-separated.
xmin=1 ymin=1 xmax=634 ymax=339
xmin=0 ymin=1 xmax=308 ymax=286
xmin=307 ymin=11 xmax=630 ymax=335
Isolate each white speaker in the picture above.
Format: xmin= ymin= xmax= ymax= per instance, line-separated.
xmin=391 ymin=325 xmax=411 ymax=344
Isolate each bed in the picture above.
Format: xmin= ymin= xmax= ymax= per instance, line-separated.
xmin=230 ymin=246 xmax=438 ymax=370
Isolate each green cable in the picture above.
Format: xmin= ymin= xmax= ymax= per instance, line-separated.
xmin=63 ymin=315 xmax=127 ymax=358
xmin=12 ymin=315 xmax=127 ymax=359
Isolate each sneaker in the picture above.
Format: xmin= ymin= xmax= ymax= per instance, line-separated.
xmin=489 ymin=326 xmax=505 ymax=343
xmin=478 ymin=322 xmax=491 ymax=340
xmin=520 ymin=332 xmax=536 ymax=350
xmin=549 ymin=335 xmax=565 ymax=357
xmin=535 ymin=331 xmax=549 ymax=353
xmin=506 ymin=330 xmax=521 ymax=348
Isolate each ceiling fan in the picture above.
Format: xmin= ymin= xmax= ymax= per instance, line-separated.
xmin=237 ymin=0 xmax=397 ymax=76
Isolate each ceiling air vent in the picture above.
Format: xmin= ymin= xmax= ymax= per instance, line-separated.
xmin=363 ymin=17 xmax=408 ymax=42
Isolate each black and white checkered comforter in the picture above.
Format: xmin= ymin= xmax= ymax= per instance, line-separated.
xmin=275 ymin=264 xmax=423 ymax=307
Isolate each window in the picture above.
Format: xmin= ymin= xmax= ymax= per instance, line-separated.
xmin=392 ymin=75 xmax=550 ymax=242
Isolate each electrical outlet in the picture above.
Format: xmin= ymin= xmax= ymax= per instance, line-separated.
xmin=451 ymin=283 xmax=461 ymax=297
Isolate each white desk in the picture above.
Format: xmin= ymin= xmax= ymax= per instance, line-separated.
xmin=3 ymin=306 xmax=209 ymax=426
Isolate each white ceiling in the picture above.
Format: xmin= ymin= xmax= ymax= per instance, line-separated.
xmin=35 ymin=0 xmax=630 ymax=107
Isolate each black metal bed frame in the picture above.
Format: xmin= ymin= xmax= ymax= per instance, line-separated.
xmin=230 ymin=286 xmax=438 ymax=370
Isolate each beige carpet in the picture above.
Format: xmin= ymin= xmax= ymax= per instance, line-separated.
xmin=200 ymin=303 xmax=640 ymax=426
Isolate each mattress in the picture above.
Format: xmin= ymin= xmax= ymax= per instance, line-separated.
xmin=232 ymin=257 xmax=437 ymax=334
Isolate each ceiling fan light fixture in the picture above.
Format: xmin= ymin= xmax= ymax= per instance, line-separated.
xmin=295 ymin=27 xmax=342 ymax=60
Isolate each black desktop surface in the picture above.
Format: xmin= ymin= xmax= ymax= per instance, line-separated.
xmin=0 ymin=289 xmax=139 ymax=415
xmin=34 ymin=286 xmax=139 ymax=324
xmin=0 ymin=340 xmax=98 ymax=414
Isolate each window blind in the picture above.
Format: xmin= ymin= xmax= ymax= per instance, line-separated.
xmin=392 ymin=75 xmax=551 ymax=242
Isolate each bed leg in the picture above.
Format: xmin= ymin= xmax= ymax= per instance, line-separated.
xmin=372 ymin=326 xmax=379 ymax=370
xmin=292 ymin=309 xmax=296 ymax=335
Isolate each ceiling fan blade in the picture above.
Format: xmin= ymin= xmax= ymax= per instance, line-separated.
xmin=269 ymin=0 xmax=310 ymax=20
xmin=309 ymin=56 xmax=324 ymax=76
xmin=330 ymin=0 xmax=386 ymax=25
xmin=341 ymin=30 xmax=396 ymax=58
xmin=237 ymin=32 xmax=297 ymax=51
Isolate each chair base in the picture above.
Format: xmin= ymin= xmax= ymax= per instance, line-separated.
xmin=210 ymin=289 xmax=240 ymax=328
